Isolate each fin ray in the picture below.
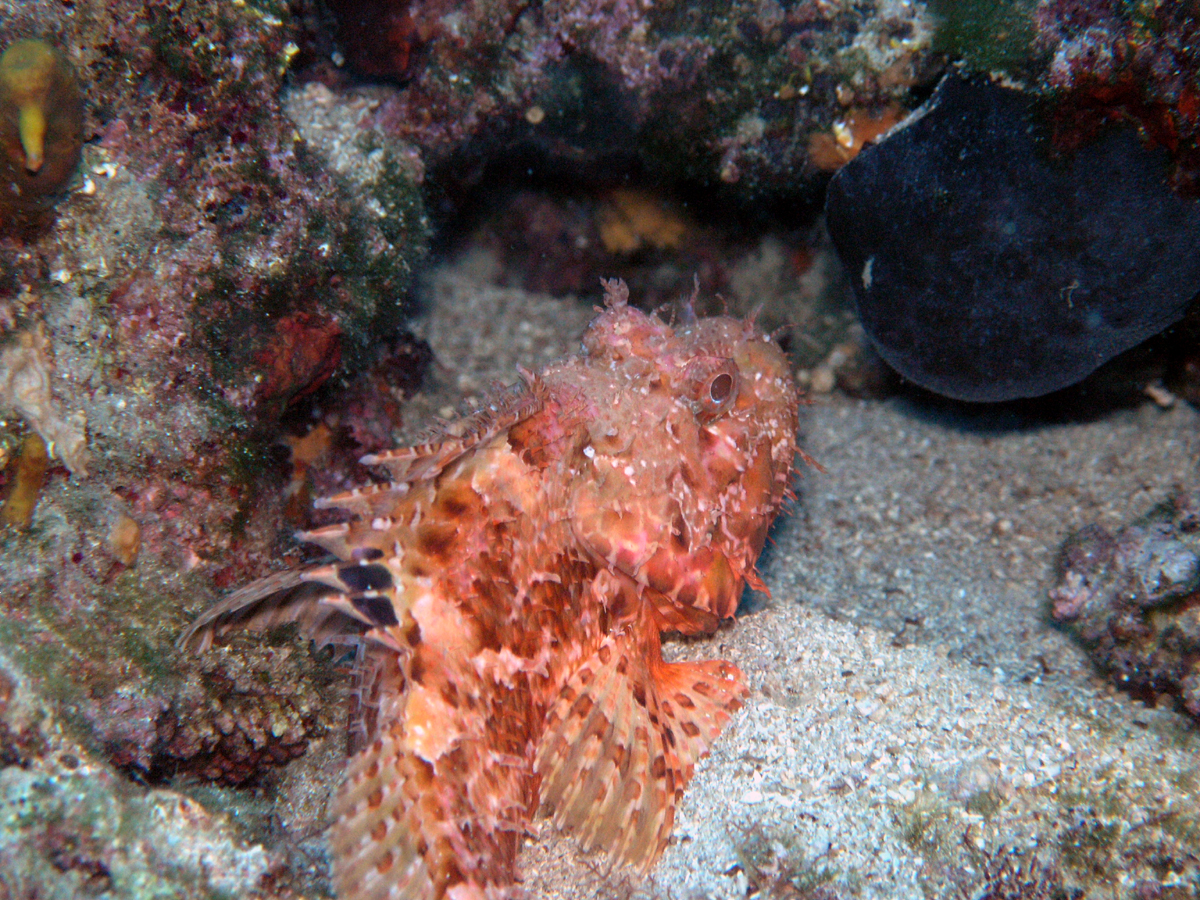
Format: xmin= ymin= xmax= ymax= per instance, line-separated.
xmin=535 ymin=630 xmax=748 ymax=872
xmin=362 ymin=381 xmax=543 ymax=484
xmin=331 ymin=729 xmax=433 ymax=900
xmin=177 ymin=569 xmax=363 ymax=653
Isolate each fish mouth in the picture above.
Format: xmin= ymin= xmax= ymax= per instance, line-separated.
xmin=586 ymin=537 xmax=740 ymax=637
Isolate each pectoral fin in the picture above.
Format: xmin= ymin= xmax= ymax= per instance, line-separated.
xmin=534 ymin=629 xmax=747 ymax=872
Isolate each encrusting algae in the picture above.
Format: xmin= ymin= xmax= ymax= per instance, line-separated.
xmin=182 ymin=280 xmax=804 ymax=900
xmin=0 ymin=38 xmax=83 ymax=225
xmin=0 ymin=326 xmax=90 ymax=477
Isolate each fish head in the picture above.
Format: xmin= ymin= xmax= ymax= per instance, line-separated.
xmin=569 ymin=293 xmax=800 ymax=634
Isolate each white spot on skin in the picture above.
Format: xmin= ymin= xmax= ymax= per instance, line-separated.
xmin=583 ymin=445 xmax=595 ymax=459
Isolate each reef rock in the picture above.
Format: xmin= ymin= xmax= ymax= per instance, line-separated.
xmin=1051 ymin=490 xmax=1200 ymax=721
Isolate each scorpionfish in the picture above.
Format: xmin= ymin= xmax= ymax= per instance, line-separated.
xmin=181 ymin=279 xmax=800 ymax=900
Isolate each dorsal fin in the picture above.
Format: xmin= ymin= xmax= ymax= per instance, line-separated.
xmin=295 ymin=522 xmax=353 ymax=559
xmin=534 ymin=628 xmax=747 ymax=872
xmin=314 ymin=481 xmax=409 ymax=517
xmin=362 ymin=380 xmax=543 ymax=484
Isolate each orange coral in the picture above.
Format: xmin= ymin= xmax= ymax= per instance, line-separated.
xmin=808 ymin=104 xmax=904 ymax=172
xmin=108 ymin=514 xmax=142 ymax=566
xmin=597 ymin=188 xmax=691 ymax=253
xmin=1 ymin=432 xmax=49 ymax=528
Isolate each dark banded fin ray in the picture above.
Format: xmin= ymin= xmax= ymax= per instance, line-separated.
xmin=362 ymin=379 xmax=544 ymax=484
xmin=177 ymin=569 xmax=366 ymax=653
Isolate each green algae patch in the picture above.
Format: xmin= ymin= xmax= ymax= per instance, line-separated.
xmin=732 ymin=822 xmax=842 ymax=898
xmin=1050 ymin=765 xmax=1200 ymax=894
xmin=0 ymin=565 xmax=198 ymax=723
xmin=142 ymin=0 xmax=291 ymax=91
xmin=964 ymin=786 xmax=1004 ymax=821
xmin=194 ymin=135 xmax=428 ymax=417
xmin=889 ymin=751 xmax=1200 ymax=898
xmin=894 ymin=787 xmax=970 ymax=895
xmin=0 ymin=535 xmax=335 ymax=788
xmin=928 ymin=0 xmax=1043 ymax=77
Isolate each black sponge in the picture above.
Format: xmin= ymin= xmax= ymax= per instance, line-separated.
xmin=826 ymin=75 xmax=1200 ymax=402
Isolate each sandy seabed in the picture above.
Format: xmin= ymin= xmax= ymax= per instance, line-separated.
xmin=418 ymin=254 xmax=1200 ymax=900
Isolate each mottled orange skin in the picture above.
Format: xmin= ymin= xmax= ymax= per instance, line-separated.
xmin=183 ymin=280 xmax=800 ymax=900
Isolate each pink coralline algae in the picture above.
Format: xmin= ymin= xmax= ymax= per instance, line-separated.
xmin=1036 ymin=1 xmax=1200 ymax=192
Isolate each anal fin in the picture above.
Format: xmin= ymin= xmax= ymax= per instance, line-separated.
xmin=534 ymin=630 xmax=747 ymax=873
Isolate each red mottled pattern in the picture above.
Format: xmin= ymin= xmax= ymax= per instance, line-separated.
xmin=254 ymin=311 xmax=343 ymax=406
xmin=181 ymin=279 xmax=801 ymax=899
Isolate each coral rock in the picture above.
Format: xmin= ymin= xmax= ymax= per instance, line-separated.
xmin=1051 ymin=490 xmax=1200 ymax=720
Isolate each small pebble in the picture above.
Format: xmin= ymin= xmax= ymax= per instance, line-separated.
xmin=809 ymin=366 xmax=835 ymax=394
xmin=109 ymin=514 xmax=141 ymax=565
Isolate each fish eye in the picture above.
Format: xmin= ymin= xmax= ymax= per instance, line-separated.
xmin=687 ymin=358 xmax=740 ymax=423
xmin=708 ymin=372 xmax=734 ymax=404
